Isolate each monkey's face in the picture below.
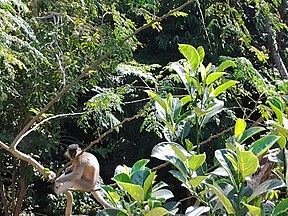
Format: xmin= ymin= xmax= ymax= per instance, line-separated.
xmin=68 ymin=148 xmax=77 ymax=159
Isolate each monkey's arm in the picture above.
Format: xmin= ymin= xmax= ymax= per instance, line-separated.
xmin=56 ymin=165 xmax=83 ymax=183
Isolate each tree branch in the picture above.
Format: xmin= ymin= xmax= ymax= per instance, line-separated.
xmin=10 ymin=0 xmax=195 ymax=150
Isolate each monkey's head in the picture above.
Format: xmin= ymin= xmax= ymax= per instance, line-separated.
xmin=67 ymin=144 xmax=81 ymax=159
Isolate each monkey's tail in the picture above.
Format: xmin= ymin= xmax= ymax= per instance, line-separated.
xmin=91 ymin=190 xmax=114 ymax=208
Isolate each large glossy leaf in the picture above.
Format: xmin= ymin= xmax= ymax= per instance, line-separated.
xmin=188 ymin=154 xmax=206 ymax=171
xmin=206 ymin=72 xmax=226 ymax=85
xmin=234 ymin=118 xmax=246 ymax=140
xmin=272 ymin=197 xmax=288 ymax=216
xmin=117 ymin=182 xmax=144 ymax=201
xmin=185 ymin=206 xmax=210 ymax=216
xmin=146 ymin=91 xmax=167 ymax=111
xmin=203 ymin=99 xmax=224 ymax=124
xmin=131 ymin=159 xmax=150 ymax=173
xmin=113 ymin=173 xmax=130 ymax=183
xmin=215 ymin=149 xmax=237 ymax=186
xmin=144 ymin=207 xmax=169 ymax=216
xmin=239 ymin=127 xmax=266 ymax=144
xmin=131 ymin=169 xmax=150 ymax=187
xmin=249 ymin=135 xmax=280 ymax=156
xmin=172 ymin=62 xmax=189 ymax=92
xmin=267 ymin=100 xmax=284 ymax=125
xmin=151 ymin=142 xmax=189 ymax=175
xmin=237 ymin=150 xmax=258 ymax=178
xmin=178 ymin=44 xmax=200 ymax=71
xmin=206 ymin=183 xmax=236 ymax=214
xmin=251 ymin=179 xmax=285 ymax=198
xmin=267 ymin=120 xmax=288 ymax=137
xmin=211 ymin=80 xmax=239 ymax=97
xmin=216 ymin=60 xmax=236 ymax=72
xmin=152 ymin=189 xmax=174 ymax=201
xmin=143 ymin=172 xmax=156 ymax=197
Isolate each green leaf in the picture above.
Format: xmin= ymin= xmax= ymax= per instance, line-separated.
xmin=152 ymin=189 xmax=174 ymax=201
xmin=146 ymin=91 xmax=167 ymax=111
xmin=151 ymin=142 xmax=189 ymax=175
xmin=206 ymin=183 xmax=236 ymax=214
xmin=181 ymin=95 xmax=192 ymax=105
xmin=216 ymin=60 xmax=236 ymax=72
xmin=197 ymin=46 xmax=205 ymax=64
xmin=113 ymin=173 xmax=130 ymax=183
xmin=178 ymin=44 xmax=200 ymax=71
xmin=200 ymin=64 xmax=206 ymax=82
xmin=188 ymin=154 xmax=206 ymax=171
xmin=272 ymin=197 xmax=288 ymax=216
xmin=144 ymin=207 xmax=169 ymax=216
xmin=237 ymin=151 xmax=258 ymax=178
xmin=117 ymin=182 xmax=144 ymax=201
xmin=131 ymin=169 xmax=150 ymax=187
xmin=235 ymin=118 xmax=246 ymax=140
xmin=266 ymin=120 xmax=288 ymax=137
xmin=243 ymin=203 xmax=261 ymax=216
xmin=131 ymin=159 xmax=150 ymax=173
xmin=170 ymin=143 xmax=186 ymax=162
xmin=185 ymin=206 xmax=210 ymax=216
xmin=249 ymin=135 xmax=280 ymax=156
xmin=206 ymin=72 xmax=226 ymax=85
xmin=215 ymin=149 xmax=237 ymax=186
xmin=211 ymin=80 xmax=239 ymax=97
xmin=189 ymin=176 xmax=207 ymax=189
xmin=239 ymin=127 xmax=266 ymax=144
xmin=143 ymin=172 xmax=156 ymax=197
xmin=267 ymin=101 xmax=284 ymax=125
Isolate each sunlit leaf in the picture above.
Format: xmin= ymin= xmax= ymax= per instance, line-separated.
xmin=239 ymin=127 xmax=266 ymax=144
xmin=237 ymin=150 xmax=258 ymax=178
xmin=206 ymin=72 xmax=226 ymax=85
xmin=189 ymin=176 xmax=207 ymax=189
xmin=206 ymin=183 xmax=236 ymax=214
xmin=144 ymin=207 xmax=169 ymax=216
xmin=216 ymin=60 xmax=236 ymax=72
xmin=249 ymin=135 xmax=280 ymax=156
xmin=235 ymin=118 xmax=246 ymax=140
xmin=211 ymin=80 xmax=239 ymax=97
xmin=117 ymin=182 xmax=144 ymax=201
xmin=178 ymin=44 xmax=200 ymax=71
xmin=185 ymin=206 xmax=210 ymax=216
xmin=188 ymin=154 xmax=206 ymax=171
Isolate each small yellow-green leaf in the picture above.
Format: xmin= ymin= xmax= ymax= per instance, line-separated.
xmin=144 ymin=207 xmax=169 ymax=216
xmin=189 ymin=176 xmax=207 ymax=189
xmin=243 ymin=203 xmax=261 ymax=216
xmin=200 ymin=64 xmax=206 ymax=82
xmin=267 ymin=101 xmax=284 ymax=125
xmin=188 ymin=154 xmax=206 ymax=171
xmin=197 ymin=46 xmax=205 ymax=64
xmin=235 ymin=118 xmax=246 ymax=140
xmin=146 ymin=91 xmax=167 ymax=111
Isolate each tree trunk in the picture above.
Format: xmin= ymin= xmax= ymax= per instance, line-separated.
xmin=13 ymin=175 xmax=27 ymax=216
xmin=267 ymin=27 xmax=288 ymax=79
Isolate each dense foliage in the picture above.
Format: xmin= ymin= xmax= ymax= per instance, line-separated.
xmin=0 ymin=0 xmax=287 ymax=215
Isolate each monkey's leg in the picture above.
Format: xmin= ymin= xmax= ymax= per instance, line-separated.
xmin=54 ymin=180 xmax=74 ymax=195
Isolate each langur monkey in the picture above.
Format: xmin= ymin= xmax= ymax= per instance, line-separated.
xmin=54 ymin=144 xmax=113 ymax=208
